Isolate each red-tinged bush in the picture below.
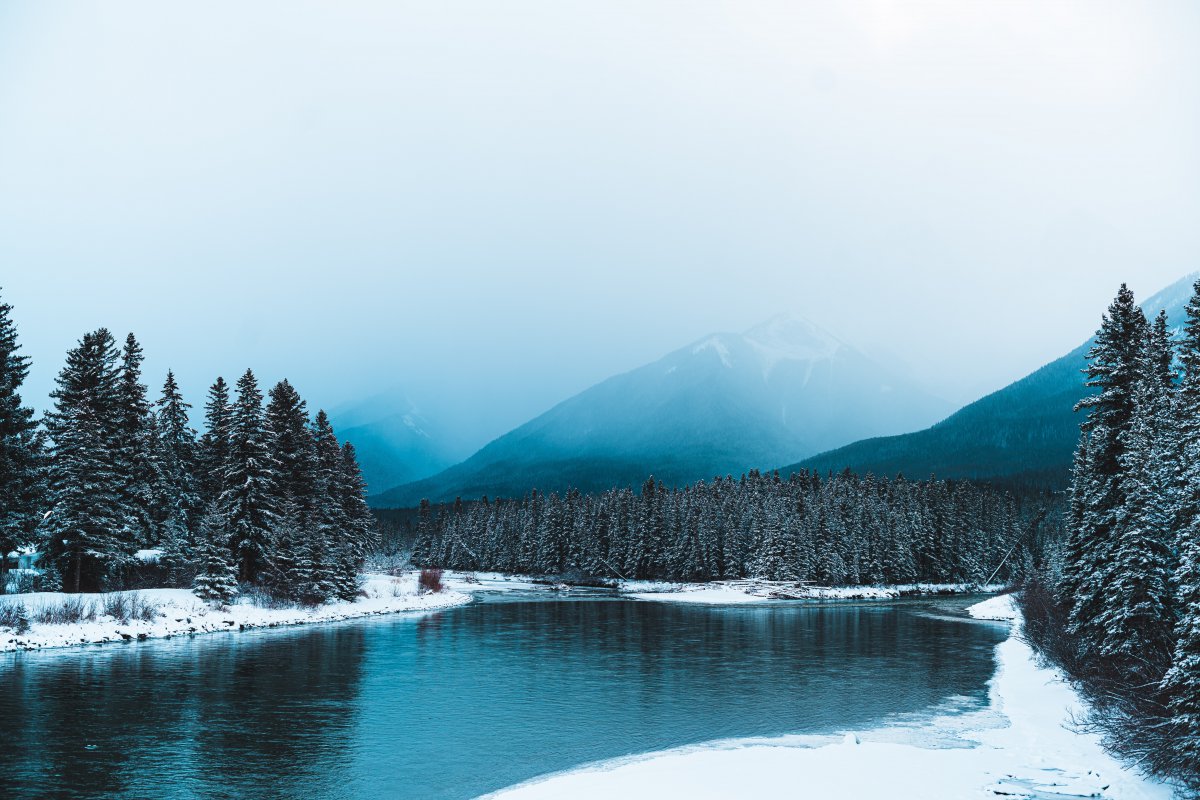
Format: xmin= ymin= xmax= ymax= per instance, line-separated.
xmin=418 ymin=568 xmax=444 ymax=594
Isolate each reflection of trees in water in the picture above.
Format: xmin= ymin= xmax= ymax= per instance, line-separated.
xmin=0 ymin=601 xmax=1007 ymax=800
xmin=0 ymin=626 xmax=368 ymax=799
xmin=443 ymin=600 xmax=1003 ymax=739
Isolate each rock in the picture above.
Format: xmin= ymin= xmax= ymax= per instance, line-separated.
xmin=119 ymin=632 xmax=133 ymax=641
xmin=137 ymin=633 xmax=148 ymax=641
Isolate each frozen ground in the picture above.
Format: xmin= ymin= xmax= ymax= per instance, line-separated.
xmin=0 ymin=573 xmax=470 ymax=652
xmin=486 ymin=593 xmax=1177 ymax=800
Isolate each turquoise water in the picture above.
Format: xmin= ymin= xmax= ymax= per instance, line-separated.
xmin=0 ymin=594 xmax=1006 ymax=799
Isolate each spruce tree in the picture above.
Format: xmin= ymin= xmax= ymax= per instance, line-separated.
xmin=42 ymin=329 xmax=129 ymax=592
xmin=1065 ymin=284 xmax=1148 ymax=653
xmin=222 ymin=370 xmax=277 ymax=584
xmin=1162 ymin=280 xmax=1200 ymax=767
xmin=192 ymin=503 xmax=238 ymax=603
xmin=115 ymin=333 xmax=156 ymax=547
xmin=154 ymin=370 xmax=201 ymax=571
xmin=0 ymin=290 xmax=42 ymax=592
xmin=198 ymin=377 xmax=233 ymax=504
xmin=1095 ymin=312 xmax=1176 ymax=676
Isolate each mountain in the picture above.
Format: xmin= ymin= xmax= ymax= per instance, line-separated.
xmin=785 ymin=274 xmax=1199 ymax=488
xmin=370 ymin=314 xmax=952 ymax=507
xmin=330 ymin=392 xmax=466 ymax=493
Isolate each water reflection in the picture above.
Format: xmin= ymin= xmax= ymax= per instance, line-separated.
xmin=0 ymin=598 xmax=1005 ymax=800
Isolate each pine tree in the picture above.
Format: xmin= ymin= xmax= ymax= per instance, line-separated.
xmin=42 ymin=329 xmax=129 ymax=592
xmin=115 ymin=333 xmax=156 ymax=547
xmin=1065 ymin=285 xmax=1148 ymax=653
xmin=1094 ymin=312 xmax=1176 ymax=676
xmin=198 ymin=377 xmax=233 ymax=504
xmin=222 ymin=369 xmax=277 ymax=584
xmin=1162 ymin=280 xmax=1200 ymax=768
xmin=192 ymin=503 xmax=237 ymax=603
xmin=0 ymin=289 xmax=43 ymax=592
xmin=154 ymin=370 xmax=201 ymax=571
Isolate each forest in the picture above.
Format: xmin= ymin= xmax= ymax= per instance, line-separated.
xmin=410 ymin=470 xmax=1058 ymax=587
xmin=1022 ymin=281 xmax=1200 ymax=788
xmin=0 ymin=292 xmax=376 ymax=604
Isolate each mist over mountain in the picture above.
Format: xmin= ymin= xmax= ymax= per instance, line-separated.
xmin=788 ymin=273 xmax=1200 ymax=488
xmin=329 ymin=392 xmax=471 ymax=493
xmin=371 ymin=314 xmax=952 ymax=507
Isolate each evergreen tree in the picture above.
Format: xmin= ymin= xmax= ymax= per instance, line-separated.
xmin=115 ymin=333 xmax=156 ymax=547
xmin=1064 ymin=285 xmax=1148 ymax=651
xmin=0 ymin=290 xmax=43 ymax=592
xmin=222 ymin=369 xmax=277 ymax=584
xmin=41 ymin=329 xmax=129 ymax=592
xmin=192 ymin=503 xmax=237 ymax=603
xmin=198 ymin=376 xmax=233 ymax=504
xmin=1095 ymin=311 xmax=1176 ymax=676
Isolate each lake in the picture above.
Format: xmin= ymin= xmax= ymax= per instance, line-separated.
xmin=0 ymin=593 xmax=1008 ymax=799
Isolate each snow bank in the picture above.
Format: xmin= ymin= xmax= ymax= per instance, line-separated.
xmin=622 ymin=579 xmax=1005 ymax=605
xmin=0 ymin=573 xmax=470 ymax=652
xmin=485 ymin=594 xmax=1173 ymax=800
xmin=966 ymin=592 xmax=1019 ymax=621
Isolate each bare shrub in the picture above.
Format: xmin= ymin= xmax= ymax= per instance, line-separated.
xmin=34 ymin=596 xmax=97 ymax=625
xmin=418 ymin=568 xmax=444 ymax=594
xmin=0 ymin=602 xmax=30 ymax=633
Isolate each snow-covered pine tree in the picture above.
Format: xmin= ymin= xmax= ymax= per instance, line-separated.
xmin=221 ymin=369 xmax=277 ymax=585
xmin=1162 ymin=280 xmax=1200 ymax=769
xmin=115 ymin=333 xmax=157 ymax=547
xmin=42 ymin=329 xmax=130 ymax=592
xmin=153 ymin=371 xmax=201 ymax=586
xmin=198 ymin=377 xmax=233 ymax=504
xmin=312 ymin=410 xmax=357 ymax=601
xmin=192 ymin=503 xmax=238 ymax=604
xmin=1065 ymin=284 xmax=1148 ymax=655
xmin=265 ymin=379 xmax=317 ymax=523
xmin=0 ymin=289 xmax=43 ymax=592
xmin=1095 ymin=311 xmax=1177 ymax=676
xmin=339 ymin=441 xmax=376 ymax=564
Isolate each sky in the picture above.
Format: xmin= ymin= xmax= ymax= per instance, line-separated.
xmin=1 ymin=1 xmax=1198 ymax=446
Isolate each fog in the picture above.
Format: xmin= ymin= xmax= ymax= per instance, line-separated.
xmin=1 ymin=1 xmax=1196 ymax=443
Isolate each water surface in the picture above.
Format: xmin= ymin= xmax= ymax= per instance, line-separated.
xmin=0 ymin=594 xmax=1007 ymax=799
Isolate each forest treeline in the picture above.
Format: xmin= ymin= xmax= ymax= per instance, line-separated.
xmin=0 ymin=292 xmax=375 ymax=603
xmin=1022 ymin=281 xmax=1200 ymax=788
xmin=411 ymin=469 xmax=1057 ymax=586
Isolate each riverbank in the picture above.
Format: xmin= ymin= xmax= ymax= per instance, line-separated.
xmin=486 ymin=593 xmax=1176 ymax=800
xmin=620 ymin=579 xmax=1006 ymax=604
xmin=0 ymin=573 xmax=471 ymax=652
xmin=434 ymin=570 xmax=1007 ymax=604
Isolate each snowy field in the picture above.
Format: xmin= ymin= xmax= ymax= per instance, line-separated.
xmin=0 ymin=573 xmax=470 ymax=652
xmin=485 ymin=594 xmax=1176 ymax=800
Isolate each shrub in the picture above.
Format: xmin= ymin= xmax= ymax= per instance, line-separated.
xmin=34 ymin=596 xmax=97 ymax=625
xmin=0 ymin=602 xmax=30 ymax=633
xmin=418 ymin=568 xmax=444 ymax=594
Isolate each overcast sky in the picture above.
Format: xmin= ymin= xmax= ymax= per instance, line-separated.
xmin=1 ymin=1 xmax=1197 ymax=442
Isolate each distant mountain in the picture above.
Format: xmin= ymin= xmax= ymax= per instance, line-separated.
xmin=786 ymin=274 xmax=1199 ymax=488
xmin=371 ymin=314 xmax=952 ymax=507
xmin=330 ymin=393 xmax=466 ymax=494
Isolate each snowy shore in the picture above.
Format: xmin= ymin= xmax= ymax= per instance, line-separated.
xmin=486 ymin=593 xmax=1176 ymax=800
xmin=0 ymin=573 xmax=471 ymax=653
xmin=620 ymin=579 xmax=1006 ymax=604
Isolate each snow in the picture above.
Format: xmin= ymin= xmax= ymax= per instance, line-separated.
xmin=485 ymin=593 xmax=1174 ymax=800
xmin=134 ymin=548 xmax=163 ymax=563
xmin=691 ymin=336 xmax=733 ymax=368
xmin=743 ymin=313 xmax=845 ymax=379
xmin=622 ymin=579 xmax=1006 ymax=604
xmin=966 ymin=592 xmax=1020 ymax=621
xmin=0 ymin=573 xmax=471 ymax=652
